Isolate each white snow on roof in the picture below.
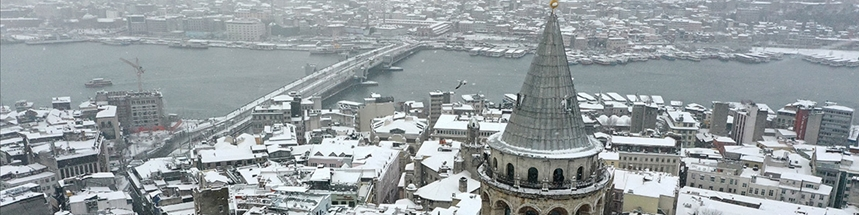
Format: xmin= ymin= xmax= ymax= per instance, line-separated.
xmin=68 ymin=190 xmax=129 ymax=203
xmin=612 ymin=169 xmax=678 ymax=198
xmin=430 ymin=193 xmax=481 ymax=215
xmin=199 ymin=133 xmax=261 ymax=163
xmin=96 ymin=105 xmax=117 ymax=118
xmin=599 ymin=151 xmax=619 ymax=161
xmin=416 ymin=139 xmax=460 ymax=172
xmin=676 ymin=187 xmax=852 ymax=215
xmin=0 ymin=163 xmax=47 ymax=177
xmin=610 ymin=136 xmax=676 ymax=147
xmin=824 ymin=105 xmax=855 ymax=112
xmin=203 ymin=171 xmax=231 ymax=184
xmin=414 ymin=171 xmax=480 ymax=202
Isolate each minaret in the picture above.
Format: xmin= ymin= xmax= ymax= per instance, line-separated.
xmin=478 ymin=1 xmax=612 ymax=215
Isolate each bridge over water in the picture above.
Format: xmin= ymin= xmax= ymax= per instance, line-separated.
xmin=150 ymin=42 xmax=423 ymax=157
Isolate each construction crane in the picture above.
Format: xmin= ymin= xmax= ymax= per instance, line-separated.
xmin=119 ymin=58 xmax=145 ymax=92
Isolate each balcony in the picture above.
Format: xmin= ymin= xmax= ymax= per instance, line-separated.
xmin=478 ymin=164 xmax=611 ymax=196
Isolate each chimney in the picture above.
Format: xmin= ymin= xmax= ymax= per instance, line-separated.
xmin=458 ymin=177 xmax=468 ymax=193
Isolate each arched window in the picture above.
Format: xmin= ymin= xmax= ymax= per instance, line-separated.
xmin=493 ymin=158 xmax=498 ymax=169
xmin=548 ymin=208 xmax=568 ymax=215
xmin=553 ymin=168 xmax=565 ymax=185
xmin=506 ymin=163 xmax=515 ymax=181
xmin=519 ymin=207 xmax=539 ymax=215
xmin=527 ymin=167 xmax=538 ymax=184
xmin=576 ymin=166 xmax=584 ymax=180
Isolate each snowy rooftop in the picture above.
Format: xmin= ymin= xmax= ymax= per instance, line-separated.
xmin=415 ymin=139 xmax=461 ymax=172
xmin=96 ymin=105 xmax=117 ymax=118
xmin=610 ymin=136 xmax=677 ymax=147
xmin=133 ymin=157 xmax=177 ymax=181
xmin=432 ymin=114 xmax=506 ymax=132
xmin=599 ymin=151 xmax=619 ymax=161
xmin=429 ymin=193 xmax=481 ymax=215
xmin=612 ymin=169 xmax=678 ymax=198
xmin=0 ymin=163 xmax=47 ymax=177
xmin=0 ymin=183 xmax=43 ymax=207
xmin=199 ymin=133 xmax=262 ymax=163
xmin=68 ymin=190 xmax=129 ymax=203
xmin=414 ymin=171 xmax=480 ymax=202
xmin=372 ymin=114 xmax=427 ymax=135
xmin=676 ymin=187 xmax=851 ymax=215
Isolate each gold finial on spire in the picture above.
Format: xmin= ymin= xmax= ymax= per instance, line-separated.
xmin=550 ymin=0 xmax=559 ymax=11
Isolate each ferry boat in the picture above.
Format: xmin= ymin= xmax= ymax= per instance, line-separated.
xmin=468 ymin=47 xmax=481 ymax=56
xmin=310 ymin=47 xmax=336 ymax=54
xmin=661 ymin=53 xmax=676 ymax=61
xmin=169 ymin=41 xmax=208 ymax=49
xmin=504 ymin=49 xmax=516 ymax=58
xmin=85 ymin=78 xmax=113 ymax=88
xmin=489 ymin=49 xmax=505 ymax=58
xmin=594 ymin=57 xmax=616 ymax=66
xmin=734 ymin=54 xmax=760 ymax=64
xmin=687 ymin=54 xmax=702 ymax=62
xmin=251 ymin=43 xmax=276 ymax=50
xmin=579 ymin=58 xmax=593 ymax=65
xmin=512 ymin=50 xmax=526 ymax=58
xmin=718 ymin=53 xmax=732 ymax=62
xmin=102 ymin=39 xmax=130 ymax=46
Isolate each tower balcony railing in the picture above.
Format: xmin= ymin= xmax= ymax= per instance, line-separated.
xmin=480 ymin=165 xmax=610 ymax=191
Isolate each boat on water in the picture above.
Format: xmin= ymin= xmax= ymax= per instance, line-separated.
xmin=579 ymin=58 xmax=594 ymax=65
xmin=85 ymin=78 xmax=113 ymax=88
xmin=387 ymin=66 xmax=404 ymax=71
xmin=169 ymin=41 xmax=208 ymax=49
xmin=361 ymin=81 xmax=379 ymax=86
xmin=25 ymin=38 xmax=88 ymax=45
xmin=102 ymin=40 xmax=130 ymax=46
xmin=468 ymin=47 xmax=481 ymax=56
xmin=661 ymin=53 xmax=676 ymax=61
xmin=594 ymin=57 xmax=616 ymax=66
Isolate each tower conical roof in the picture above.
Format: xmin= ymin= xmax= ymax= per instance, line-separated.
xmin=490 ymin=12 xmax=601 ymax=157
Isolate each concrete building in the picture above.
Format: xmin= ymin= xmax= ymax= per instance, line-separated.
xmin=225 ymin=18 xmax=266 ymax=41
xmin=808 ymin=146 xmax=859 ymax=208
xmin=606 ymin=170 xmax=678 ymax=215
xmin=730 ymin=103 xmax=768 ymax=144
xmin=0 ymin=183 xmax=53 ymax=215
xmin=358 ymin=95 xmax=396 ymax=132
xmin=95 ymin=90 xmax=166 ymax=133
xmin=630 ymin=102 xmax=658 ymax=134
xmin=816 ymin=105 xmax=854 ymax=146
xmin=51 ymin=96 xmax=71 ymax=110
xmin=676 ymin=187 xmax=852 ymax=215
xmin=478 ymin=12 xmax=610 ymax=215
xmin=428 ymin=91 xmax=454 ymax=127
xmin=609 ymin=136 xmax=681 ymax=175
xmin=126 ymin=15 xmax=147 ymax=35
xmin=430 ymin=114 xmax=506 ymax=142
xmin=370 ymin=113 xmax=427 ymax=143
xmin=95 ymin=105 xmax=120 ymax=140
xmin=68 ymin=190 xmax=133 ymax=214
xmin=661 ymin=111 xmax=699 ymax=147
xmin=194 ymin=170 xmax=230 ymax=215
xmin=0 ymin=163 xmax=58 ymax=195
xmin=30 ymin=134 xmax=109 ymax=179
xmin=686 ymin=158 xmax=832 ymax=208
xmin=710 ymin=101 xmax=730 ymax=136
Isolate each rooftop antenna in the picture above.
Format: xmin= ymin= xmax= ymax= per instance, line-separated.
xmin=120 ymin=58 xmax=145 ymax=92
